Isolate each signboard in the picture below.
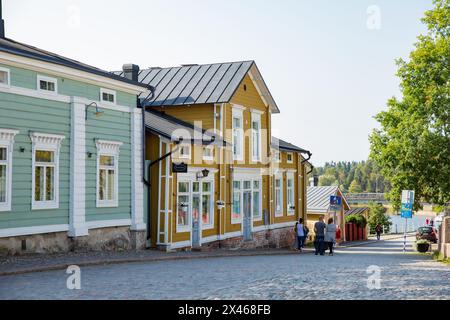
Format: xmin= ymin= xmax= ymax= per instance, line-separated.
xmin=400 ymin=190 xmax=414 ymax=219
xmin=329 ymin=195 xmax=342 ymax=211
xmin=172 ymin=162 xmax=188 ymax=173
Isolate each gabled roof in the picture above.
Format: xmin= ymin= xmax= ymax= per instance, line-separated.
xmin=0 ymin=37 xmax=150 ymax=89
xmin=271 ymin=136 xmax=310 ymax=154
xmin=307 ymin=186 xmax=350 ymax=213
xmin=113 ymin=61 xmax=280 ymax=113
xmin=345 ymin=207 xmax=369 ymax=216
xmin=145 ymin=109 xmax=227 ymax=146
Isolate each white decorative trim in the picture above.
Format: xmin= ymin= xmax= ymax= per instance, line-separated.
xmin=222 ymin=231 xmax=243 ymax=239
xmin=274 ymin=172 xmax=283 ymax=217
xmin=37 ymin=74 xmax=58 ymax=95
xmin=86 ymin=219 xmax=131 ymax=230
xmin=202 ymin=235 xmax=219 ymax=244
xmin=0 ymin=224 xmax=69 ymax=238
xmin=130 ymin=109 xmax=146 ymax=231
xmin=231 ymin=106 xmax=244 ymax=162
xmin=286 ymin=171 xmax=295 ymax=216
xmin=95 ymin=140 xmax=123 ymax=155
xmin=251 ymin=111 xmax=262 ymax=162
xmin=286 ymin=152 xmax=294 ymax=164
xmin=0 ymin=67 xmax=11 ymax=88
xmin=0 ymin=52 xmax=147 ymax=95
xmin=252 ymin=225 xmax=268 ymax=232
xmin=100 ymin=88 xmax=117 ymax=105
xmin=250 ymin=108 xmax=264 ymax=115
xmin=30 ymin=132 xmax=65 ymax=210
xmin=0 ymin=129 xmax=19 ymax=212
xmin=68 ymin=99 xmax=88 ymax=237
xmin=0 ymin=83 xmax=134 ymax=113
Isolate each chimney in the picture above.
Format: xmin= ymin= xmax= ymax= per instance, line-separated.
xmin=0 ymin=0 xmax=5 ymax=38
xmin=122 ymin=64 xmax=140 ymax=82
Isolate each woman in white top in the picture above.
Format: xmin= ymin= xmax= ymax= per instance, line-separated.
xmin=295 ymin=218 xmax=307 ymax=252
xmin=324 ymin=218 xmax=337 ymax=256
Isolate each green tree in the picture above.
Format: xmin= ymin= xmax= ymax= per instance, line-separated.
xmin=367 ymin=202 xmax=392 ymax=231
xmin=369 ymin=0 xmax=450 ymax=211
xmin=349 ymin=180 xmax=363 ymax=193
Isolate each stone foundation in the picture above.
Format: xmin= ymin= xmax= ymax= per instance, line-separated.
xmin=0 ymin=227 xmax=146 ymax=256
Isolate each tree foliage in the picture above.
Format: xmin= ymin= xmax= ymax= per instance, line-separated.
xmin=369 ymin=0 xmax=450 ymax=211
xmin=367 ymin=202 xmax=392 ymax=231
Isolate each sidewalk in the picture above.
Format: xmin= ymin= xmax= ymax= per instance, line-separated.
xmin=0 ymin=247 xmax=313 ymax=276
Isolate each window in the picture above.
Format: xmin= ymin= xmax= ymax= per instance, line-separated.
xmin=203 ymin=146 xmax=214 ymax=161
xmin=0 ymin=67 xmax=10 ymax=87
xmin=37 ymin=75 xmax=57 ymax=94
xmin=287 ymin=153 xmax=294 ymax=164
xmin=287 ymin=175 xmax=295 ymax=215
xmin=31 ymin=132 xmax=65 ymax=210
xmin=251 ymin=112 xmax=262 ymax=162
xmin=232 ymin=181 xmax=242 ymax=223
xmin=96 ymin=140 xmax=122 ymax=208
xmin=252 ymin=180 xmax=262 ymax=220
xmin=232 ymin=108 xmax=244 ymax=161
xmin=201 ymin=181 xmax=213 ymax=228
xmin=274 ymin=175 xmax=283 ymax=216
xmin=273 ymin=150 xmax=281 ymax=163
xmin=177 ymin=181 xmax=190 ymax=231
xmin=100 ymin=88 xmax=116 ymax=105
xmin=176 ymin=144 xmax=191 ymax=160
xmin=0 ymin=129 xmax=18 ymax=212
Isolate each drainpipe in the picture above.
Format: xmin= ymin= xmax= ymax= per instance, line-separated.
xmin=301 ymin=151 xmax=312 ymax=164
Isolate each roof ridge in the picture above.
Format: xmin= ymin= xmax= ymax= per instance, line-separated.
xmin=139 ymin=60 xmax=255 ymax=72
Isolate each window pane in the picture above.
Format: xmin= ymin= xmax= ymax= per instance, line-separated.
xmin=99 ymin=169 xmax=106 ymax=200
xmin=35 ymin=166 xmax=43 ymax=201
xmin=275 ymin=179 xmax=281 ymax=188
xmin=39 ymin=80 xmax=47 ymax=90
xmin=0 ymin=164 xmax=6 ymax=203
xmin=233 ymin=181 xmax=240 ymax=190
xmin=0 ymin=147 xmax=6 ymax=161
xmin=177 ymin=195 xmax=189 ymax=226
xmin=192 ymin=195 xmax=200 ymax=221
xmin=233 ymin=117 xmax=241 ymax=128
xmin=253 ymin=181 xmax=260 ymax=189
xmin=287 ymin=179 xmax=293 ymax=188
xmin=202 ymin=194 xmax=211 ymax=225
xmin=178 ymin=182 xmax=189 ymax=193
xmin=232 ymin=191 xmax=241 ymax=220
xmin=244 ymin=181 xmax=251 ymax=189
xmin=35 ymin=150 xmax=54 ymax=163
xmin=276 ymin=189 xmax=281 ymax=211
xmin=45 ymin=166 xmax=54 ymax=201
xmin=0 ymin=71 xmax=8 ymax=85
xmin=193 ymin=182 xmax=199 ymax=193
xmin=100 ymin=155 xmax=114 ymax=166
xmin=202 ymin=182 xmax=211 ymax=193
xmin=48 ymin=82 xmax=55 ymax=92
xmin=253 ymin=191 xmax=260 ymax=218
xmin=107 ymin=169 xmax=115 ymax=200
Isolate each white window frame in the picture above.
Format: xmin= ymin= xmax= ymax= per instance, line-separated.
xmin=252 ymin=179 xmax=263 ymax=221
xmin=286 ymin=172 xmax=295 ymax=215
xmin=274 ymin=173 xmax=283 ymax=217
xmin=232 ymin=175 xmax=263 ymax=224
xmin=100 ymin=88 xmax=117 ymax=105
xmin=30 ymin=132 xmax=65 ymax=210
xmin=202 ymin=145 xmax=214 ymax=161
xmin=176 ymin=180 xmax=191 ymax=233
xmin=0 ymin=67 xmax=11 ymax=88
xmin=0 ymin=129 xmax=19 ymax=212
xmin=37 ymin=75 xmax=58 ymax=94
xmin=175 ymin=144 xmax=191 ymax=160
xmin=286 ymin=152 xmax=294 ymax=164
xmin=251 ymin=111 xmax=262 ymax=162
xmin=273 ymin=150 xmax=281 ymax=163
xmin=96 ymin=140 xmax=122 ymax=208
xmin=231 ymin=180 xmax=242 ymax=224
xmin=232 ymin=107 xmax=244 ymax=161
xmin=199 ymin=180 xmax=214 ymax=230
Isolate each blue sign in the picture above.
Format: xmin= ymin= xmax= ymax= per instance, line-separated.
xmin=400 ymin=190 xmax=414 ymax=219
xmin=330 ymin=196 xmax=342 ymax=206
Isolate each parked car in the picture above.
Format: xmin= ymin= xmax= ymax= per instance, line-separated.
xmin=416 ymin=226 xmax=438 ymax=243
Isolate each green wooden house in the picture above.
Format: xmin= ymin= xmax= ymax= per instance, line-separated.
xmin=0 ymin=16 xmax=152 ymax=253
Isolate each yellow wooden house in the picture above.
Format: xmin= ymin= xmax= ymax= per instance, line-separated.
xmin=116 ymin=61 xmax=312 ymax=250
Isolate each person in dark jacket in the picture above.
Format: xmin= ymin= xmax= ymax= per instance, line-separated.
xmin=375 ymin=223 xmax=383 ymax=241
xmin=314 ymin=216 xmax=327 ymax=255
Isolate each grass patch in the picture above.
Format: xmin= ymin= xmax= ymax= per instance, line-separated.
xmin=432 ymin=251 xmax=450 ymax=265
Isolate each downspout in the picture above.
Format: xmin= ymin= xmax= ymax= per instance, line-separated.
xmin=301 ymin=151 xmax=312 ymax=164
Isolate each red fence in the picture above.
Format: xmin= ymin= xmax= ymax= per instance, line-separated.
xmin=345 ymin=223 xmax=367 ymax=241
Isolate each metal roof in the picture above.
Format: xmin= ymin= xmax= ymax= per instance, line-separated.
xmin=307 ymin=186 xmax=342 ymax=213
xmin=271 ymin=136 xmax=310 ymax=154
xmin=145 ymin=109 xmax=227 ymax=146
xmin=113 ymin=61 xmax=280 ymax=113
xmin=345 ymin=207 xmax=369 ymax=216
xmin=0 ymin=37 xmax=150 ymax=89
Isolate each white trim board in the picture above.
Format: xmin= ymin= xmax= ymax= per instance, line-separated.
xmin=0 ymin=224 xmax=69 ymax=238
xmin=85 ymin=219 xmax=131 ymax=230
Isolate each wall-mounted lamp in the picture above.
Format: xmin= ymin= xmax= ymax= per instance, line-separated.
xmin=87 ymin=152 xmax=93 ymax=158
xmin=196 ymin=169 xmax=210 ymax=180
xmin=19 ymin=147 xmax=25 ymax=153
xmin=85 ymin=102 xmax=104 ymax=120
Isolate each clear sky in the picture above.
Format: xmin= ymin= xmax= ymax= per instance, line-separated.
xmin=4 ymin=0 xmax=433 ymax=166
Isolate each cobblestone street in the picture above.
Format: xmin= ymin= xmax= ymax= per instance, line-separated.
xmin=0 ymin=236 xmax=449 ymax=300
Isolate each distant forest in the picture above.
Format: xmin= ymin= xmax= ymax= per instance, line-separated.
xmin=312 ymin=160 xmax=391 ymax=194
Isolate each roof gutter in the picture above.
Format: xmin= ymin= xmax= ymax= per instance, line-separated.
xmin=301 ymin=151 xmax=312 ymax=164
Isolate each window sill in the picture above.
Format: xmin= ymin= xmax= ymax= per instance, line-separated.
xmin=96 ymin=201 xmax=119 ymax=208
xmin=0 ymin=204 xmax=12 ymax=212
xmin=37 ymin=89 xmax=58 ymax=96
xmin=202 ymin=224 xmax=215 ymax=230
xmin=176 ymin=226 xmax=190 ymax=233
xmin=231 ymin=219 xmax=242 ymax=225
xmin=32 ymin=202 xmax=59 ymax=210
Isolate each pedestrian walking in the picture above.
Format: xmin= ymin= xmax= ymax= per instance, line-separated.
xmin=375 ymin=223 xmax=383 ymax=241
xmin=314 ymin=216 xmax=327 ymax=256
xmin=426 ymin=218 xmax=429 ymax=225
xmin=325 ymin=218 xmax=337 ymax=256
xmin=294 ymin=218 xmax=308 ymax=252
